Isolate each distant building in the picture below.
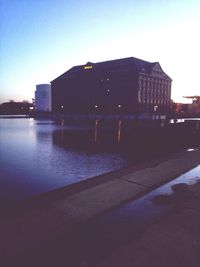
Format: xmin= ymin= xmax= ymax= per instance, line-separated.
xmin=35 ymin=84 xmax=51 ymax=112
xmin=51 ymin=57 xmax=172 ymax=115
xmin=184 ymin=96 xmax=200 ymax=114
xmin=171 ymin=102 xmax=189 ymax=115
xmin=171 ymin=96 xmax=200 ymax=116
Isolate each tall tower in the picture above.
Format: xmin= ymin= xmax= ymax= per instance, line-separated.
xmin=35 ymin=84 xmax=51 ymax=112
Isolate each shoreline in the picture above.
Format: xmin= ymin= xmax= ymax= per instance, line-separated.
xmin=2 ymin=115 xmax=200 ymax=216
xmin=1 ymin=148 xmax=200 ymax=265
xmin=4 ymin=146 xmax=196 ymax=215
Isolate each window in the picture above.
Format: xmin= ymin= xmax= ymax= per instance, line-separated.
xmin=84 ymin=66 xmax=92 ymax=69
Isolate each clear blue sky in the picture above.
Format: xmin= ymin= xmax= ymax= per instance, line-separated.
xmin=0 ymin=0 xmax=200 ymax=103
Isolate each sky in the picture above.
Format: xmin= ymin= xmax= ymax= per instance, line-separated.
xmin=0 ymin=0 xmax=200 ymax=104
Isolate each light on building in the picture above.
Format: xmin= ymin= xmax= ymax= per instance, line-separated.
xmin=61 ymin=105 xmax=64 ymax=109
xmin=94 ymin=105 xmax=98 ymax=108
xmin=154 ymin=105 xmax=158 ymax=112
xmin=84 ymin=66 xmax=93 ymax=69
xmin=118 ymin=104 xmax=122 ymax=108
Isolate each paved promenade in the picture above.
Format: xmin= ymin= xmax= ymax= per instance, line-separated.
xmin=98 ymin=175 xmax=200 ymax=267
xmin=1 ymin=149 xmax=200 ymax=266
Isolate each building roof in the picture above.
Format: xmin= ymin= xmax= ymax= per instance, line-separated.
xmin=51 ymin=57 xmax=172 ymax=82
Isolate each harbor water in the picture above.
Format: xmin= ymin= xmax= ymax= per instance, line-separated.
xmin=0 ymin=118 xmax=127 ymax=205
xmin=1 ymin=117 xmax=200 ymax=206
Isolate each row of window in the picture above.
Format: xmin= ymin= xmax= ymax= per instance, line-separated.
xmin=138 ymin=86 xmax=170 ymax=104
xmin=139 ymin=88 xmax=170 ymax=97
xmin=140 ymin=75 xmax=171 ymax=84
xmin=140 ymin=83 xmax=170 ymax=90
xmin=138 ymin=97 xmax=170 ymax=105
xmin=140 ymin=81 xmax=170 ymax=89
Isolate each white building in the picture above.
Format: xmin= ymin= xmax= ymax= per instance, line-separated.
xmin=35 ymin=84 xmax=51 ymax=112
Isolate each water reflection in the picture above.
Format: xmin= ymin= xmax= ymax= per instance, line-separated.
xmin=94 ymin=119 xmax=98 ymax=142
xmin=0 ymin=118 xmax=126 ymax=204
xmin=52 ymin=124 xmax=123 ymax=153
xmin=1 ymin=117 xmax=200 ymax=206
xmin=152 ymin=183 xmax=197 ymax=207
xmin=117 ymin=120 xmax=122 ymax=143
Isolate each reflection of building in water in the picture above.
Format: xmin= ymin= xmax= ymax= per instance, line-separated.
xmin=51 ymin=57 xmax=172 ymax=115
xmin=35 ymin=84 xmax=51 ymax=112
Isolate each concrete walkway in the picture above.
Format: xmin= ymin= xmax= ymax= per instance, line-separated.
xmin=98 ymin=177 xmax=200 ymax=267
xmin=1 ymin=149 xmax=200 ymax=266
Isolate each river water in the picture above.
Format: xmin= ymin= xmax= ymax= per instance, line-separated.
xmin=0 ymin=118 xmax=127 ymax=204
xmin=1 ymin=117 xmax=199 ymax=206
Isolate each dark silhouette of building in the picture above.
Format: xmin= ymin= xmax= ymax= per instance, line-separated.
xmin=51 ymin=57 xmax=172 ymax=115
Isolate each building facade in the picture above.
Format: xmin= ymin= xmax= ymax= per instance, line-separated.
xmin=51 ymin=57 xmax=172 ymax=115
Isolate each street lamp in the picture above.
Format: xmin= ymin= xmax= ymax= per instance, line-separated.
xmin=153 ymin=105 xmax=158 ymax=112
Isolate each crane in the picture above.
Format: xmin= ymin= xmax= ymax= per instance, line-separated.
xmin=183 ymin=96 xmax=200 ymax=104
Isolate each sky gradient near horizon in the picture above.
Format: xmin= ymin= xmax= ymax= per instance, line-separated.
xmin=0 ymin=0 xmax=200 ymax=103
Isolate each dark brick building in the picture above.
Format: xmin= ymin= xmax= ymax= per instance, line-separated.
xmin=51 ymin=57 xmax=172 ymax=115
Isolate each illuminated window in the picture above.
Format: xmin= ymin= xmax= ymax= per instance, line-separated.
xmin=84 ymin=65 xmax=93 ymax=69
